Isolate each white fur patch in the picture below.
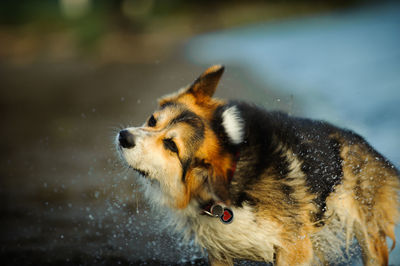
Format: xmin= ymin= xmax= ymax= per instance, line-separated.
xmin=222 ymin=106 xmax=244 ymax=144
xmin=169 ymin=203 xmax=279 ymax=262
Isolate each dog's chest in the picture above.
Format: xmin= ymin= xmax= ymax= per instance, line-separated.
xmin=184 ymin=205 xmax=281 ymax=262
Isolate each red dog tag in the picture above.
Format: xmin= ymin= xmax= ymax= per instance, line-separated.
xmin=220 ymin=208 xmax=234 ymax=224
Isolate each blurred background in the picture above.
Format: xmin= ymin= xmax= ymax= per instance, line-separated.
xmin=1 ymin=0 xmax=399 ymax=265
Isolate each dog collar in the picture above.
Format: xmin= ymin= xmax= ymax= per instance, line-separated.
xmin=227 ymin=151 xmax=240 ymax=182
xmin=200 ymin=201 xmax=234 ymax=224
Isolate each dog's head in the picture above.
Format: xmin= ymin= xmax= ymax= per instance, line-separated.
xmin=116 ymin=65 xmax=244 ymax=209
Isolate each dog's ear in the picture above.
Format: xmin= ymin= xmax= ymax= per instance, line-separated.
xmin=158 ymin=65 xmax=224 ymax=107
xmin=188 ymin=65 xmax=225 ymax=99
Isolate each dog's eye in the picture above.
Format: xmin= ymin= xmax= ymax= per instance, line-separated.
xmin=163 ymin=138 xmax=178 ymax=154
xmin=148 ymin=115 xmax=156 ymax=127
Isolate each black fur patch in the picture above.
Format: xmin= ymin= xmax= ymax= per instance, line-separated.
xmin=215 ymin=101 xmax=344 ymax=221
xmin=181 ymin=158 xmax=191 ymax=182
xmin=171 ymin=110 xmax=205 ymax=138
xmin=288 ymin=118 xmax=344 ymax=222
xmin=160 ymin=101 xmax=179 ymax=109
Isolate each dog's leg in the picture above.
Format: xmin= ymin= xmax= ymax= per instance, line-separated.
xmin=275 ymin=233 xmax=314 ymax=266
xmin=354 ymin=221 xmax=389 ymax=266
xmin=313 ymin=248 xmax=329 ymax=266
xmin=208 ymin=253 xmax=233 ymax=266
xmin=339 ymin=142 xmax=400 ymax=266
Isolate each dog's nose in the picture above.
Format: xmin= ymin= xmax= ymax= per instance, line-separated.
xmin=118 ymin=130 xmax=135 ymax=149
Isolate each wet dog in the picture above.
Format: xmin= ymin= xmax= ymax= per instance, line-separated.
xmin=116 ymin=65 xmax=399 ymax=265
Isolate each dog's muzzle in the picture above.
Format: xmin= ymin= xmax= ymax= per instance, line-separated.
xmin=118 ymin=129 xmax=135 ymax=149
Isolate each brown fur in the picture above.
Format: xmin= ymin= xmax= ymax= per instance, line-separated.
xmin=334 ymin=138 xmax=399 ymax=265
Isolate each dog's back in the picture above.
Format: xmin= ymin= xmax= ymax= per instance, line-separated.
xmin=218 ymin=102 xmax=400 ymax=265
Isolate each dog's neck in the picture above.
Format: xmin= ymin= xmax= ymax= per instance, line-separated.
xmin=199 ymin=151 xmax=240 ymax=215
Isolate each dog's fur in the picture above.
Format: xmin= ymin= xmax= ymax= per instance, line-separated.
xmin=116 ymin=65 xmax=400 ymax=265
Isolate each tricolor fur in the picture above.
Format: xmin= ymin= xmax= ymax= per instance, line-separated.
xmin=116 ymin=65 xmax=400 ymax=265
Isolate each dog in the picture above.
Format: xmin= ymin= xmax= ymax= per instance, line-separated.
xmin=116 ymin=65 xmax=400 ymax=265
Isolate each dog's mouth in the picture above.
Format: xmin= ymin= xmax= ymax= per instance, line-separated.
xmin=115 ymin=139 xmax=150 ymax=178
xmin=133 ymin=168 xmax=150 ymax=178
